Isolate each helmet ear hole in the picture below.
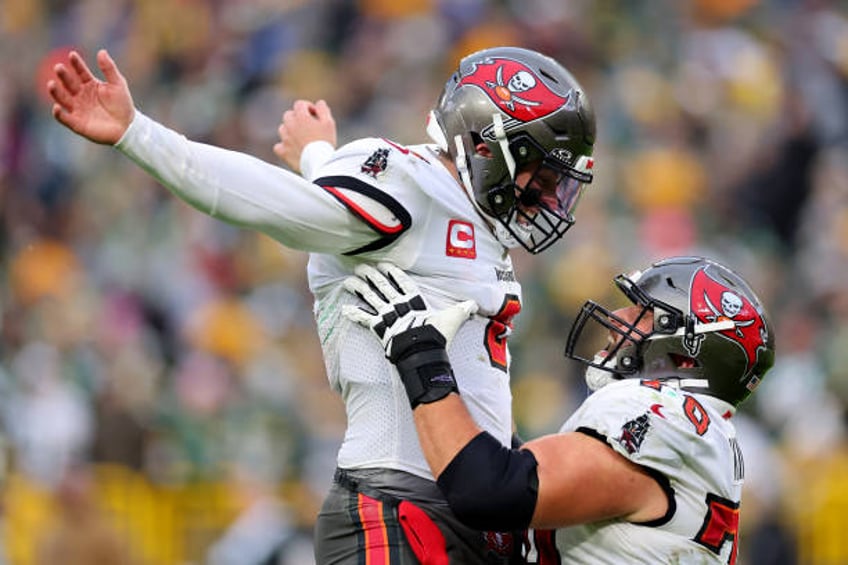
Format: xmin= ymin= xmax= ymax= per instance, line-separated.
xmin=508 ymin=136 xmax=542 ymax=166
xmin=669 ymin=353 xmax=699 ymax=369
xmin=487 ymin=184 xmax=515 ymax=216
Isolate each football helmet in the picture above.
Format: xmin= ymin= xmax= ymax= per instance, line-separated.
xmin=427 ymin=46 xmax=596 ymax=254
xmin=565 ymin=256 xmax=775 ymax=407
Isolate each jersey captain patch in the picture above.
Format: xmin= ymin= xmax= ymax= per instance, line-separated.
xmin=446 ymin=219 xmax=476 ymax=259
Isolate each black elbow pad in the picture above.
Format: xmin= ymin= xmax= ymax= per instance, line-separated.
xmin=437 ymin=432 xmax=539 ymax=531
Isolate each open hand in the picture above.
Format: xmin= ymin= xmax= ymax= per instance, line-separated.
xmin=47 ymin=49 xmax=135 ymax=145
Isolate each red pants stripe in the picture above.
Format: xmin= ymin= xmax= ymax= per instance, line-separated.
xmin=357 ymin=493 xmax=392 ymax=565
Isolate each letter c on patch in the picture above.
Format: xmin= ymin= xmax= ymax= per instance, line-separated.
xmin=446 ymin=220 xmax=476 ymax=258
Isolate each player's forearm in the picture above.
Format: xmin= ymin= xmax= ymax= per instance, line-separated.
xmin=300 ymin=140 xmax=335 ymax=181
xmin=429 ymin=417 xmax=540 ymax=531
xmin=117 ymin=111 xmax=261 ymax=217
xmin=386 ymin=322 xmax=539 ymax=530
xmin=413 ymin=395 xmax=481 ymax=477
xmin=115 ymin=112 xmax=363 ymax=252
xmin=400 ymin=349 xmax=540 ymax=531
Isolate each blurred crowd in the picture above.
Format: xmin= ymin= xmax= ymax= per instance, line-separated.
xmin=1 ymin=0 xmax=847 ymax=564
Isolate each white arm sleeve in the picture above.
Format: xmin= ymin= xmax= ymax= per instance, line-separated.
xmin=114 ymin=112 xmax=377 ymax=254
xmin=300 ymin=140 xmax=336 ymax=181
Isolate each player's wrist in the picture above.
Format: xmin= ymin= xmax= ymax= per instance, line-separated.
xmin=300 ymin=140 xmax=335 ymax=180
xmin=389 ymin=325 xmax=458 ymax=408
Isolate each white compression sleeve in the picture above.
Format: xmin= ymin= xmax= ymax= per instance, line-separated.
xmin=115 ymin=112 xmax=376 ymax=254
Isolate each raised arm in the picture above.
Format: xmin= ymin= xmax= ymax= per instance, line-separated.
xmin=48 ymin=49 xmax=134 ymax=145
xmin=273 ymin=99 xmax=337 ymax=179
xmin=342 ymin=263 xmax=668 ymax=532
xmin=46 ymin=50 xmax=379 ymax=255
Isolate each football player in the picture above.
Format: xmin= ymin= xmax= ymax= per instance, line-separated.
xmin=343 ymin=257 xmax=775 ymax=563
xmin=47 ymin=47 xmax=596 ymax=563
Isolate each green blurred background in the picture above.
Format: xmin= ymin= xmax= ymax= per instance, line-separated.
xmin=2 ymin=0 xmax=848 ymax=563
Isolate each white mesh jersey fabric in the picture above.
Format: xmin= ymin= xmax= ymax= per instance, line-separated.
xmin=305 ymin=139 xmax=522 ymax=478
xmin=316 ymin=284 xmax=514 ymax=478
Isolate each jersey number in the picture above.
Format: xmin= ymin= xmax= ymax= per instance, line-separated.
xmin=485 ymin=295 xmax=521 ymax=371
xmin=683 ymin=395 xmax=711 ymax=436
xmin=694 ymin=493 xmax=740 ymax=565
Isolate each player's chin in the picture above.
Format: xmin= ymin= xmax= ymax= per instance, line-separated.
xmin=515 ymin=205 xmax=540 ymax=222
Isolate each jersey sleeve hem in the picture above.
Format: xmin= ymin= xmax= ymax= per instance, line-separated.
xmin=575 ymin=426 xmax=677 ymax=527
xmin=314 ymin=175 xmax=412 ymax=255
xmin=300 ymin=141 xmax=336 ymax=181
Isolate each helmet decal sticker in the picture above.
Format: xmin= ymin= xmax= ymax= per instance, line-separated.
xmin=690 ymin=268 xmax=768 ymax=375
xmin=458 ymin=57 xmax=569 ymax=122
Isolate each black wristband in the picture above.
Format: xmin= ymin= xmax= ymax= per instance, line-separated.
xmin=389 ymin=325 xmax=458 ymax=408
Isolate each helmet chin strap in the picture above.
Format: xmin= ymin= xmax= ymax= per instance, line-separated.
xmin=494 ymin=223 xmax=522 ymax=249
xmin=426 ymin=110 xmax=449 ymax=152
xmin=490 ymin=114 xmax=526 ymax=248
xmin=585 ymin=353 xmax=619 ymax=391
xmin=584 ymin=355 xmax=713 ymax=395
xmin=491 ymin=113 xmax=516 ymax=179
xmin=452 ymin=131 xmax=522 ymax=250
xmin=452 ymin=134 xmax=475 ymax=202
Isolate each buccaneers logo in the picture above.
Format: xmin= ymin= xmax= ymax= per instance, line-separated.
xmin=483 ymin=531 xmax=515 ymax=557
xmin=690 ymin=268 xmax=768 ymax=375
xmin=458 ymin=57 xmax=569 ymax=122
xmin=618 ymin=413 xmax=651 ymax=455
xmin=361 ymin=148 xmax=389 ymax=178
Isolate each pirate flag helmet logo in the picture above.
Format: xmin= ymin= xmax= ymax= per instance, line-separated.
xmin=690 ymin=267 xmax=769 ymax=376
xmin=458 ymin=56 xmax=570 ymax=123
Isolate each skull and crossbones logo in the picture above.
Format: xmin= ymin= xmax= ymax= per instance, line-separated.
xmin=703 ymin=290 xmax=755 ymax=337
xmin=486 ymin=66 xmax=542 ymax=111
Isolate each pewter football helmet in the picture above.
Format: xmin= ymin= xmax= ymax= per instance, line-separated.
xmin=428 ymin=47 xmax=596 ymax=254
xmin=565 ymin=256 xmax=775 ymax=406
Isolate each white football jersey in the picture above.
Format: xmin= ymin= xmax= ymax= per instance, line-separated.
xmin=117 ymin=116 xmax=521 ymax=479
xmin=528 ymin=379 xmax=743 ymax=564
xmin=305 ymin=138 xmax=521 ymax=477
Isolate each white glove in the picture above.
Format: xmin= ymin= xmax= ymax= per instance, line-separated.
xmin=342 ymin=262 xmax=478 ymax=357
xmin=342 ymin=262 xmax=478 ymax=408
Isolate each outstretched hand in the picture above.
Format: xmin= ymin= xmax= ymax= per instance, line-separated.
xmin=342 ymin=263 xmax=477 ymax=359
xmin=273 ymin=99 xmax=337 ymax=172
xmin=47 ymin=49 xmax=135 ymax=145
